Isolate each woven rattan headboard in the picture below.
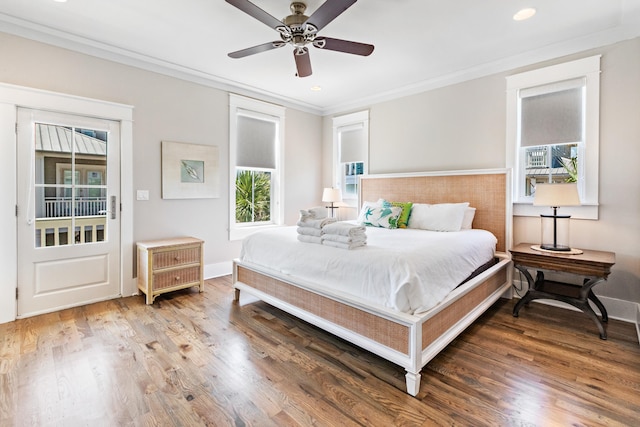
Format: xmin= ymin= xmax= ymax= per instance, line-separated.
xmin=359 ymin=169 xmax=511 ymax=253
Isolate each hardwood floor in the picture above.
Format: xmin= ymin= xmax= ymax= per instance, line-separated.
xmin=1 ymin=276 xmax=639 ymax=426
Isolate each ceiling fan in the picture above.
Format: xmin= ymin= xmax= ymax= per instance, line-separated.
xmin=225 ymin=0 xmax=374 ymax=77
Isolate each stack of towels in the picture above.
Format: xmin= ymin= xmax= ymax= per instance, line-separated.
xmin=297 ymin=207 xmax=336 ymax=244
xmin=321 ymin=221 xmax=367 ymax=250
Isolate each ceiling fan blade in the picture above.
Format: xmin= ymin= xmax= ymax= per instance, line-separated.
xmin=313 ymin=37 xmax=374 ymax=56
xmin=305 ymin=0 xmax=357 ymax=32
xmin=294 ymin=48 xmax=312 ymax=77
xmin=228 ymin=41 xmax=286 ymax=59
xmin=225 ymin=0 xmax=284 ymax=30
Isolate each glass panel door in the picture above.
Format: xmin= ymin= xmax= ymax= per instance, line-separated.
xmin=17 ymin=108 xmax=121 ymax=317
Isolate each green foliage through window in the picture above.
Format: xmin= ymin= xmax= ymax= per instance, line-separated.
xmin=559 ymin=156 xmax=578 ymax=182
xmin=235 ymin=170 xmax=271 ymax=223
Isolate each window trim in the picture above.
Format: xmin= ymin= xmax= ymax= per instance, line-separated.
xmin=229 ymin=94 xmax=285 ymax=240
xmin=506 ymin=55 xmax=600 ymax=220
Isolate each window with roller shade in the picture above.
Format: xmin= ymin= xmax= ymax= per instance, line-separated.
xmin=229 ymin=94 xmax=284 ymax=240
xmin=333 ymin=111 xmax=369 ymax=203
xmin=506 ymin=55 xmax=600 ymax=219
xmin=519 ymin=78 xmax=584 ymax=196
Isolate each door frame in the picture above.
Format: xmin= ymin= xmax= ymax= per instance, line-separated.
xmin=0 ymin=82 xmax=134 ymax=323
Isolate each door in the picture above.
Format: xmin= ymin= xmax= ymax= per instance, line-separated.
xmin=17 ymin=108 xmax=121 ymax=317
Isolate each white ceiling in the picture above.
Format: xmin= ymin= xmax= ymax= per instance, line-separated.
xmin=2 ymin=0 xmax=640 ymax=115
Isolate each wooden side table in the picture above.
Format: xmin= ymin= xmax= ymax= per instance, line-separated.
xmin=509 ymin=243 xmax=615 ymax=339
xmin=137 ymin=237 xmax=204 ymax=304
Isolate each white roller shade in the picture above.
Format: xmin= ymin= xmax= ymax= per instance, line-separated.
xmin=237 ymin=115 xmax=276 ymax=169
xmin=520 ymin=78 xmax=584 ymax=147
xmin=339 ymin=125 xmax=366 ymax=163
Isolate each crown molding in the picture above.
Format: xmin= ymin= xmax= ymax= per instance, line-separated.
xmin=2 ymin=9 xmax=640 ymax=117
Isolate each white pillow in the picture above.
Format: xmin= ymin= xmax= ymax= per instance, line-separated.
xmin=407 ymin=202 xmax=470 ymax=231
xmin=461 ymin=207 xmax=476 ymax=230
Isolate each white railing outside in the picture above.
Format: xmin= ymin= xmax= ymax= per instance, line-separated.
xmin=44 ymin=197 xmax=107 ymax=218
xmin=526 ymin=149 xmax=548 ymax=168
xmin=35 ymin=216 xmax=106 ymax=247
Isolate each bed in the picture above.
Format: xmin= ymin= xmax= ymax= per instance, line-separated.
xmin=232 ymin=169 xmax=513 ymax=396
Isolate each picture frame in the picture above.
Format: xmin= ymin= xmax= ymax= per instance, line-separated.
xmin=161 ymin=141 xmax=220 ymax=199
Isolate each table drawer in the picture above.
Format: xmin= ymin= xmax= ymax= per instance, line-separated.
xmin=152 ymin=266 xmax=201 ymax=291
xmin=153 ymin=245 xmax=201 ymax=269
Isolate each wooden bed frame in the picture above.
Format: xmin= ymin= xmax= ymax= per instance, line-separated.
xmin=232 ymin=169 xmax=513 ymax=396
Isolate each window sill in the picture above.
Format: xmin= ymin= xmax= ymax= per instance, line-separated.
xmin=513 ymin=203 xmax=598 ymax=220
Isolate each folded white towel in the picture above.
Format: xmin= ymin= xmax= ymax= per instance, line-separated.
xmin=299 ymin=209 xmax=314 ymax=221
xmin=299 ymin=206 xmax=327 ymax=221
xmin=297 ymin=217 xmax=337 ymax=229
xmin=297 ymin=234 xmax=322 ymax=244
xmin=322 ymin=221 xmax=366 ymax=237
xmin=309 ymin=206 xmax=327 ymax=219
xmin=321 ymin=233 xmax=367 ymax=244
xmin=297 ymin=226 xmax=322 ymax=237
xmin=322 ymin=239 xmax=366 ymax=250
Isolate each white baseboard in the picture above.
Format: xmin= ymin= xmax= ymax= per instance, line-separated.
xmin=204 ymin=261 xmax=233 ymax=279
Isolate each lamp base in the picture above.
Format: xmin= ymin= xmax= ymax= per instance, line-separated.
xmin=325 ymin=204 xmax=338 ymax=218
xmin=539 ymin=243 xmax=572 ymax=252
xmin=539 ymin=213 xmax=572 ymax=254
xmin=531 ymin=244 xmax=583 ymax=255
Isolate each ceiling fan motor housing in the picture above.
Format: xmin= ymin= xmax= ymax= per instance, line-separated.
xmin=289 ymin=2 xmax=307 ymax=16
xmin=280 ymin=2 xmax=317 ymax=48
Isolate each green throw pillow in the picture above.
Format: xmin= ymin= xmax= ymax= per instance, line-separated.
xmin=383 ymin=200 xmax=413 ymax=228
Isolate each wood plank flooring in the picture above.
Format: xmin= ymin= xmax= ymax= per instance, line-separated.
xmin=1 ymin=276 xmax=639 ymax=426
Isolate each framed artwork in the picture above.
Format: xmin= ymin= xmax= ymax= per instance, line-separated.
xmin=161 ymin=141 xmax=220 ymax=199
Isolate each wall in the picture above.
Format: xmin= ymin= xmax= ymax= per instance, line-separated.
xmin=0 ymin=32 xmax=322 ymax=322
xmin=1 ymin=30 xmax=638 ymax=320
xmin=323 ymin=37 xmax=640 ymax=308
xmin=369 ymin=73 xmax=507 ymax=174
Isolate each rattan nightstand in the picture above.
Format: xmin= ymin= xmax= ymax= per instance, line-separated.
xmin=137 ymin=237 xmax=204 ymax=304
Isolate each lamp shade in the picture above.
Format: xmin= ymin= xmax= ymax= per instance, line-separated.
xmin=322 ymin=188 xmax=342 ymax=203
xmin=533 ymin=183 xmax=580 ymax=207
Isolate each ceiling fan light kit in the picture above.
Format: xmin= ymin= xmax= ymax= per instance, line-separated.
xmin=226 ymin=0 xmax=374 ymax=77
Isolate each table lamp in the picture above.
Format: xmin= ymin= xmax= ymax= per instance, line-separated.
xmin=322 ymin=187 xmax=342 ymax=218
xmin=533 ymin=183 xmax=580 ymax=251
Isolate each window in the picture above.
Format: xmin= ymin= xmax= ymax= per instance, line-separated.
xmin=333 ymin=111 xmax=369 ymax=205
xmin=229 ymin=94 xmax=285 ymax=240
xmin=506 ymin=55 xmax=600 ymax=219
xmin=35 ymin=123 xmax=109 ymax=245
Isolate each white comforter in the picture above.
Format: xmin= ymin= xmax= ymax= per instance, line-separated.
xmin=239 ymin=225 xmax=497 ymax=314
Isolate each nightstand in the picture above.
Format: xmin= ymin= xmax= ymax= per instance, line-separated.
xmin=137 ymin=237 xmax=204 ymax=304
xmin=510 ymin=243 xmax=615 ymax=339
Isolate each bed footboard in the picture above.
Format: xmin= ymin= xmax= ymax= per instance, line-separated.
xmin=234 ymin=262 xmax=412 ymax=356
xmin=233 ymin=254 xmax=511 ymax=396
